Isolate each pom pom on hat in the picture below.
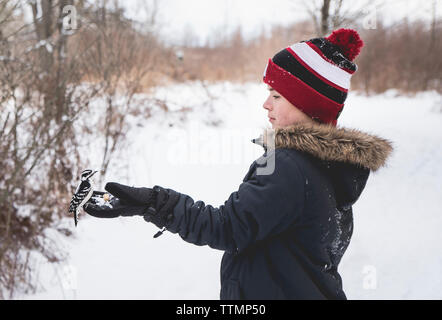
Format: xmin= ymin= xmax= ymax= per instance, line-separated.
xmin=326 ymin=28 xmax=363 ymax=61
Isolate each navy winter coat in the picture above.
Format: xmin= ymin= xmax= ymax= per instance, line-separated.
xmin=164 ymin=122 xmax=393 ymax=300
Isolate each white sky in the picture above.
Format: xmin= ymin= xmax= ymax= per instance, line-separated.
xmin=124 ymin=0 xmax=440 ymax=46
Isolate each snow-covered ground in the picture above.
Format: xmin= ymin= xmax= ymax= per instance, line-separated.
xmin=21 ymin=82 xmax=442 ymax=299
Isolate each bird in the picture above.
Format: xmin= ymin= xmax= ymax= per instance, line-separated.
xmin=69 ymin=169 xmax=98 ymax=227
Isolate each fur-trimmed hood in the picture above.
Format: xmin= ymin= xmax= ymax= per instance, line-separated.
xmin=252 ymin=122 xmax=393 ymax=172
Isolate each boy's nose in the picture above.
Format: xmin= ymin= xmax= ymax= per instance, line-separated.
xmin=263 ymin=97 xmax=272 ymax=111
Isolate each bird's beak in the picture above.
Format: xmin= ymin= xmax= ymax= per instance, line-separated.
xmin=89 ymin=170 xmax=98 ymax=179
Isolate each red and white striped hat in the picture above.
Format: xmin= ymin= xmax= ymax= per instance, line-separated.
xmin=263 ymin=28 xmax=364 ymax=126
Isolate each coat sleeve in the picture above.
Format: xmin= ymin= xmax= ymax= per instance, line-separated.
xmin=165 ymin=149 xmax=305 ymax=253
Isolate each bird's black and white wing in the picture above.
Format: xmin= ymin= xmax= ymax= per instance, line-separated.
xmin=69 ymin=180 xmax=93 ymax=226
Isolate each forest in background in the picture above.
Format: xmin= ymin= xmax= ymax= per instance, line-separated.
xmin=0 ymin=0 xmax=440 ymax=299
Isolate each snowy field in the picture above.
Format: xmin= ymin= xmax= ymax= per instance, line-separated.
xmin=21 ymin=81 xmax=442 ymax=300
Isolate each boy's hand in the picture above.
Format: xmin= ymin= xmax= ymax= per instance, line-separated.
xmin=84 ymin=182 xmax=157 ymax=218
xmin=84 ymin=182 xmax=180 ymax=232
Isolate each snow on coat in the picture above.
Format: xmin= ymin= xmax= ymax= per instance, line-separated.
xmin=165 ymin=121 xmax=393 ymax=300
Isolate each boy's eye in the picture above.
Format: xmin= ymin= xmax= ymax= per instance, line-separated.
xmin=273 ymin=95 xmax=280 ymax=99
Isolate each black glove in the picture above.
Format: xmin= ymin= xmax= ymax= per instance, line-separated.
xmin=84 ymin=182 xmax=180 ymax=237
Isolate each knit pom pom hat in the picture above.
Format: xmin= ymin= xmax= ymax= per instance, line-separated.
xmin=263 ymin=28 xmax=364 ymax=126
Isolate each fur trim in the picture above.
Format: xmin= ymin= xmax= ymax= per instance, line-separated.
xmin=256 ymin=122 xmax=393 ymax=172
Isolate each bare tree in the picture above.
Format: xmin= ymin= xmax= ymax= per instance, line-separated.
xmin=296 ymin=0 xmax=375 ymax=36
xmin=0 ymin=0 xmax=166 ymax=298
xmin=423 ymin=0 xmax=440 ymax=90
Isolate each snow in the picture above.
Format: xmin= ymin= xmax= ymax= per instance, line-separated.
xmin=20 ymin=83 xmax=442 ymax=300
xmin=26 ymin=39 xmax=53 ymax=53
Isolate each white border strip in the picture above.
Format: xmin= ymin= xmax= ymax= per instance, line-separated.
xmin=263 ymin=59 xmax=269 ymax=78
xmin=290 ymin=42 xmax=351 ymax=89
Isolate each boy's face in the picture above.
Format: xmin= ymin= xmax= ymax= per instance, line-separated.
xmin=263 ymin=85 xmax=314 ymax=129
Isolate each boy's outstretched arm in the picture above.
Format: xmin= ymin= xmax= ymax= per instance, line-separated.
xmin=85 ymin=150 xmax=305 ymax=254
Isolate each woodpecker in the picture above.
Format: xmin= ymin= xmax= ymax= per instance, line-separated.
xmin=69 ymin=169 xmax=98 ymax=227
